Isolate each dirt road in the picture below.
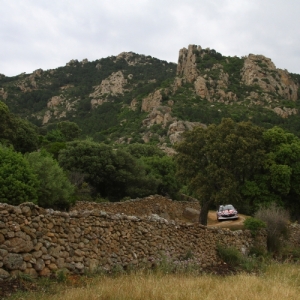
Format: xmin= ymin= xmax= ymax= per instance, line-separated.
xmin=207 ymin=210 xmax=247 ymax=229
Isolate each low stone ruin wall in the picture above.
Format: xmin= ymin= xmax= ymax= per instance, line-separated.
xmin=286 ymin=223 xmax=300 ymax=248
xmin=0 ymin=198 xmax=267 ymax=279
xmin=71 ymin=195 xmax=201 ymax=222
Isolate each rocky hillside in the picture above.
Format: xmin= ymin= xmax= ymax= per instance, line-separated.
xmin=176 ymin=45 xmax=298 ymax=116
xmin=1 ymin=45 xmax=299 ymax=146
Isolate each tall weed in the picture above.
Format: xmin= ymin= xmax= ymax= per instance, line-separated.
xmin=255 ymin=203 xmax=290 ymax=253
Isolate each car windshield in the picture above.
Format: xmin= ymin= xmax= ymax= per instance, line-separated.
xmin=220 ymin=205 xmax=234 ymax=211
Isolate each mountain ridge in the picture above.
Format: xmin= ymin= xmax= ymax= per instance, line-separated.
xmin=0 ymin=45 xmax=299 ymax=147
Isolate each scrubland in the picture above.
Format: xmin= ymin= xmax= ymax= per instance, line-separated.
xmin=6 ymin=263 xmax=300 ymax=300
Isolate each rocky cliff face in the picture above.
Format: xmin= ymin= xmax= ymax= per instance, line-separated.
xmin=241 ymin=54 xmax=298 ymax=117
xmin=173 ymin=45 xmax=299 ymax=118
xmin=43 ymin=95 xmax=77 ymax=124
xmin=115 ymin=52 xmax=154 ymax=66
xmin=177 ymin=45 xmax=201 ymax=83
xmin=168 ymin=121 xmax=207 ymax=145
xmin=241 ymin=54 xmax=297 ymax=101
xmin=138 ymin=45 xmax=300 ymax=148
xmin=90 ymin=71 xmax=129 ymax=108
xmin=141 ymin=89 xmax=163 ymax=112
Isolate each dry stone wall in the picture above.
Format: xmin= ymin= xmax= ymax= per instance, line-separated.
xmin=71 ymin=195 xmax=201 ymax=222
xmin=286 ymin=223 xmax=300 ymax=248
xmin=0 ymin=197 xmax=267 ymax=280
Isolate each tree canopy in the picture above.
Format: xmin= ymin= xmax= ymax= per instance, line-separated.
xmin=237 ymin=126 xmax=300 ymax=220
xmin=175 ymin=119 xmax=300 ymax=223
xmin=175 ymin=118 xmax=266 ymax=225
xmin=58 ymin=140 xmax=159 ymax=201
xmin=140 ymin=155 xmax=180 ymax=199
xmin=0 ymin=101 xmax=39 ymax=153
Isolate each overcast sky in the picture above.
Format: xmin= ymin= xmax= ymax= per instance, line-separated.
xmin=1 ymin=0 xmax=299 ymax=76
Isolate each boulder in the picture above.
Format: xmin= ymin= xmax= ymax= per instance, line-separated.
xmin=183 ymin=207 xmax=200 ymax=223
xmin=141 ymin=89 xmax=162 ymax=112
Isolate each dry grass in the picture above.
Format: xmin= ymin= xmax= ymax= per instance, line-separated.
xmin=7 ymin=263 xmax=300 ymax=300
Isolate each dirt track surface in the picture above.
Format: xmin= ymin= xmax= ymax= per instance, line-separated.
xmin=207 ymin=211 xmax=247 ymax=228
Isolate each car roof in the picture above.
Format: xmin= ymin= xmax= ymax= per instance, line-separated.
xmin=218 ymin=204 xmax=235 ymax=209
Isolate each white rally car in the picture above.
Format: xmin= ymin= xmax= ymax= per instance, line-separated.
xmin=217 ymin=204 xmax=238 ymax=221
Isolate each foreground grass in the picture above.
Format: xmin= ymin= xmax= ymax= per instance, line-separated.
xmin=6 ymin=263 xmax=300 ymax=300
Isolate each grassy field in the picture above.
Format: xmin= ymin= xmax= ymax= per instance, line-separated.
xmin=5 ymin=263 xmax=300 ymax=300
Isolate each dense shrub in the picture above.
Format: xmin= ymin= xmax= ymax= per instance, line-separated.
xmin=255 ymin=203 xmax=290 ymax=253
xmin=244 ymin=217 xmax=266 ymax=236
xmin=0 ymin=145 xmax=38 ymax=205
xmin=26 ymin=151 xmax=75 ymax=210
xmin=217 ymin=244 xmax=244 ymax=267
xmin=58 ymin=140 xmax=159 ymax=201
xmin=217 ymin=244 xmax=266 ymax=273
xmin=0 ymin=101 xmax=39 ymax=153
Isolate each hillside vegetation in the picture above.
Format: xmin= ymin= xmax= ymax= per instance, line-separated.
xmin=0 ymin=45 xmax=300 ymax=146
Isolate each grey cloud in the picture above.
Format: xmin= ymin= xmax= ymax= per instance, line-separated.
xmin=0 ymin=0 xmax=299 ymax=76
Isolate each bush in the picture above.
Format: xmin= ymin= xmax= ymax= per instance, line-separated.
xmin=26 ymin=151 xmax=75 ymax=210
xmin=217 ymin=244 xmax=244 ymax=267
xmin=279 ymin=246 xmax=300 ymax=262
xmin=249 ymin=245 xmax=268 ymax=257
xmin=0 ymin=145 xmax=38 ymax=205
xmin=244 ymin=217 xmax=266 ymax=236
xmin=217 ymin=244 xmax=267 ymax=273
xmin=255 ymin=203 xmax=290 ymax=253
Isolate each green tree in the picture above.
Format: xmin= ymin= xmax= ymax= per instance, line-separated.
xmin=0 ymin=101 xmax=13 ymax=144
xmin=0 ymin=145 xmax=38 ymax=205
xmin=262 ymin=127 xmax=300 ymax=220
xmin=56 ymin=121 xmax=81 ymax=141
xmin=140 ymin=155 xmax=180 ymax=198
xmin=12 ymin=118 xmax=39 ymax=153
xmin=58 ymin=140 xmax=158 ymax=201
xmin=110 ymin=149 xmax=159 ymax=199
xmin=200 ymin=125 xmax=300 ymax=218
xmin=42 ymin=142 xmax=67 ymax=160
xmin=44 ymin=129 xmax=65 ymax=143
xmin=175 ymin=118 xmax=266 ymax=225
xmin=26 ymin=151 xmax=75 ymax=210
xmin=0 ymin=101 xmax=39 ymax=153
xmin=123 ymin=143 xmax=165 ymax=158
xmin=42 ymin=121 xmax=81 ymax=144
